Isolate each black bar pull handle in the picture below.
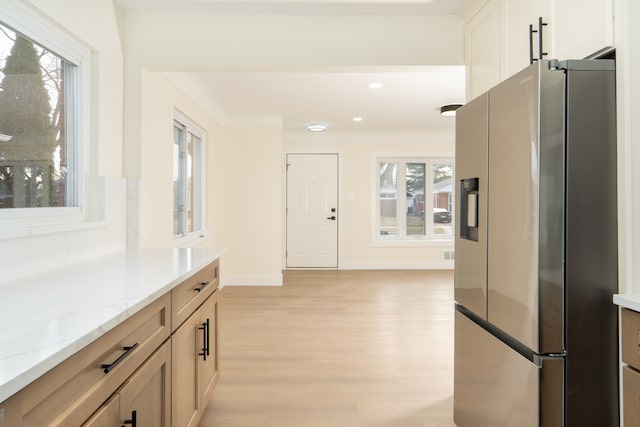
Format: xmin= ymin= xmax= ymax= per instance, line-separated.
xmin=101 ymin=343 xmax=139 ymax=373
xmin=194 ymin=280 xmax=210 ymax=292
xmin=199 ymin=321 xmax=208 ymax=361
xmin=529 ymin=23 xmax=535 ymax=64
xmin=538 ymin=17 xmax=548 ymax=60
xmin=205 ymin=318 xmax=211 ymax=357
xmin=122 ymin=410 xmax=137 ymax=427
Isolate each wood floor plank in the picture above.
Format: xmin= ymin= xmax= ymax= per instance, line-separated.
xmin=199 ymin=270 xmax=457 ymax=427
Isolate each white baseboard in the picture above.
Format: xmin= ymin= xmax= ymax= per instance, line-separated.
xmin=339 ymin=260 xmax=454 ymax=270
xmin=221 ymin=274 xmax=283 ymax=287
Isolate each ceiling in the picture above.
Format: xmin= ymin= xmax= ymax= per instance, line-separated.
xmin=164 ymin=67 xmax=465 ymax=142
xmin=116 ymin=0 xmax=467 ymax=142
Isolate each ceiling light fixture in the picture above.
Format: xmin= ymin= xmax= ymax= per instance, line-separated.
xmin=352 ymin=117 xmax=364 ymax=122
xmin=440 ymin=104 xmax=463 ymax=117
xmin=368 ymin=82 xmax=383 ymax=89
xmin=307 ymin=123 xmax=327 ymax=132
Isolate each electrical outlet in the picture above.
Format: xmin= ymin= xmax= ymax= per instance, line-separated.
xmin=444 ymin=250 xmax=455 ymax=260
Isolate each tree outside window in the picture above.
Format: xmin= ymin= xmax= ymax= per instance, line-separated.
xmin=0 ymin=22 xmax=73 ymax=209
xmin=377 ymin=157 xmax=454 ymax=242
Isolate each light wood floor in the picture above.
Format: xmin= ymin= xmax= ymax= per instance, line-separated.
xmin=200 ymin=270 xmax=457 ymax=427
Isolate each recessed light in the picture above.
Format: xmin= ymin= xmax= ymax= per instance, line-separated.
xmin=352 ymin=117 xmax=364 ymax=122
xmin=307 ymin=123 xmax=327 ymax=132
xmin=368 ymin=82 xmax=383 ymax=89
xmin=440 ymin=104 xmax=463 ymax=117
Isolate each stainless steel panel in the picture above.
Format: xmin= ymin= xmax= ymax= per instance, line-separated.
xmin=487 ymin=62 xmax=564 ymax=352
xmin=563 ymin=62 xmax=619 ymax=427
xmin=537 ymin=61 xmax=565 ymax=354
xmin=454 ymin=93 xmax=488 ymax=319
xmin=454 ymin=310 xmax=539 ymax=427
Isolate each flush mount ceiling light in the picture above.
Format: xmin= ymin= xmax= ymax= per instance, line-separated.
xmin=307 ymin=123 xmax=328 ymax=132
xmin=440 ymin=104 xmax=463 ymax=117
xmin=368 ymin=82 xmax=383 ymax=89
xmin=352 ymin=117 xmax=364 ymax=122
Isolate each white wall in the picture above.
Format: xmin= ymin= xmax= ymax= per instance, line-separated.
xmin=284 ymin=140 xmax=455 ymax=270
xmin=124 ymin=66 xmax=283 ymax=284
xmin=615 ymin=0 xmax=640 ymax=294
xmin=223 ymin=128 xmax=283 ymax=285
xmin=0 ymin=0 xmax=126 ymax=284
xmin=131 ymin=69 xmax=226 ymax=249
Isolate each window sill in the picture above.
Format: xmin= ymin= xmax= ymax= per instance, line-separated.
xmin=0 ymin=218 xmax=106 ymax=241
xmin=370 ymin=238 xmax=454 ymax=248
xmin=173 ymin=233 xmax=209 ymax=248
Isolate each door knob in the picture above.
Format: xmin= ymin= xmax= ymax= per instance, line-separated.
xmin=327 ymin=216 xmax=336 ymax=220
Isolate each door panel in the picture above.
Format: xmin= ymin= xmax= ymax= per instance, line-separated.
xmin=199 ymin=292 xmax=219 ymax=404
xmin=82 ymin=395 xmax=119 ymax=427
xmin=119 ymin=341 xmax=171 ymax=427
xmin=286 ymin=154 xmax=338 ymax=268
xmin=454 ymin=311 xmax=539 ymax=427
xmin=501 ymin=0 xmax=543 ymax=78
xmin=487 ymin=63 xmax=541 ymax=351
xmin=455 ymin=93 xmax=489 ymax=319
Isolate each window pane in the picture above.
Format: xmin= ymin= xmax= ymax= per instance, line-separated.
xmin=431 ymin=162 xmax=454 ymax=236
xmin=406 ymin=163 xmax=425 ymax=236
xmin=0 ymin=23 xmax=74 ymax=208
xmin=192 ymin=134 xmax=202 ymax=232
xmin=379 ymin=162 xmax=397 ymax=236
xmin=186 ymin=132 xmax=201 ymax=233
xmin=173 ymin=124 xmax=184 ymax=237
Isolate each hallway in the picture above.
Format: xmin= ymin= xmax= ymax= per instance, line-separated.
xmin=201 ymin=270 xmax=457 ymax=427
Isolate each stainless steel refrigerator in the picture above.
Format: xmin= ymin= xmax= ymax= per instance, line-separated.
xmin=453 ymin=59 xmax=618 ymax=427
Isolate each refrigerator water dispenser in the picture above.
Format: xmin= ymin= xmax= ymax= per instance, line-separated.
xmin=459 ymin=177 xmax=479 ymax=241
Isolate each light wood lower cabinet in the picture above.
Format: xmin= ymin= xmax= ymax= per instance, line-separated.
xmin=624 ymin=366 xmax=640 ymax=427
xmin=119 ymin=339 xmax=172 ymax=427
xmin=83 ymin=340 xmax=171 ymax=427
xmin=0 ymin=293 xmax=171 ymax=427
xmin=0 ymin=259 xmax=220 ymax=427
xmin=623 ymin=308 xmax=640 ymax=425
xmin=172 ymin=288 xmax=219 ymax=427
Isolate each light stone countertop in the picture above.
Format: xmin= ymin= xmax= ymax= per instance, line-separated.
xmin=0 ymin=247 xmax=224 ymax=403
xmin=613 ymin=294 xmax=640 ymax=313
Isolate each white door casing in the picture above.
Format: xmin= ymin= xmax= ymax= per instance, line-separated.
xmin=286 ymin=153 xmax=338 ymax=268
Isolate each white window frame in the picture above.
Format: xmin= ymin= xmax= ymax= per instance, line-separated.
xmin=371 ymin=152 xmax=455 ymax=247
xmin=173 ymin=110 xmax=206 ymax=246
xmin=0 ymin=0 xmax=92 ymax=234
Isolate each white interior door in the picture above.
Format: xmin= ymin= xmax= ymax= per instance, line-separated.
xmin=286 ymin=153 xmax=338 ymax=268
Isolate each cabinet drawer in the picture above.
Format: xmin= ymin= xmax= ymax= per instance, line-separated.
xmin=172 ymin=259 xmax=219 ymax=332
xmin=1 ymin=293 xmax=170 ymax=427
xmin=622 ymin=308 xmax=640 ymax=370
